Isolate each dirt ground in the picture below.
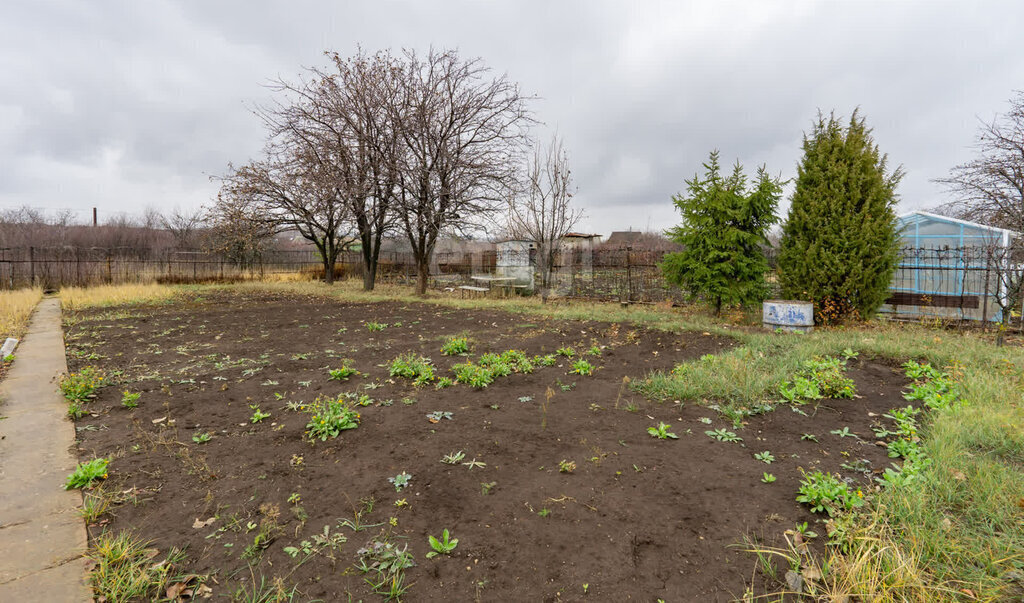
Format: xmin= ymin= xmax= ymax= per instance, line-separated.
xmin=65 ymin=290 xmax=908 ymax=602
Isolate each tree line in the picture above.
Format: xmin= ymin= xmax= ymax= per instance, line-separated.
xmin=662 ymin=98 xmax=1023 ymax=325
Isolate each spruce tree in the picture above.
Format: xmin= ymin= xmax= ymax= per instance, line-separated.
xmin=778 ymin=111 xmax=903 ymax=323
xmin=660 ymin=151 xmax=782 ymax=315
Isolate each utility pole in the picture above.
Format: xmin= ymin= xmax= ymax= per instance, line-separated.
xmin=92 ymin=207 xmax=97 ymax=227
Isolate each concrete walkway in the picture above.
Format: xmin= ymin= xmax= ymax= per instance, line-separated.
xmin=0 ymin=297 xmax=91 ymax=602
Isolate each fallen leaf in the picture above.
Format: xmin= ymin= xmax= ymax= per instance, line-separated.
xmin=166 ymin=583 xmax=187 ymax=599
xmin=151 ymin=417 xmax=166 ymax=424
xmin=802 ymin=565 xmax=822 ymax=582
xmin=197 ymin=584 xmax=213 ymax=598
xmin=951 ymin=470 xmax=966 ymax=481
xmin=192 ymin=517 xmax=216 ymax=529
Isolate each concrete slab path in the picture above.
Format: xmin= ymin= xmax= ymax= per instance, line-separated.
xmin=0 ymin=297 xmax=92 ymax=602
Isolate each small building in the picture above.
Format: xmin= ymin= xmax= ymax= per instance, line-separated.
xmin=495 ymin=239 xmax=535 ymax=290
xmin=883 ymin=211 xmax=1019 ymax=321
xmin=559 ymin=232 xmax=602 ymax=251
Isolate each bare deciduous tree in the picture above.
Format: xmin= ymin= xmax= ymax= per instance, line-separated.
xmin=203 ymin=191 xmax=279 ymax=271
xmin=935 ymin=91 xmax=1024 ymax=234
xmin=507 ymin=135 xmax=582 ymax=294
xmin=319 ymin=49 xmax=404 ymax=291
xmin=160 ymin=207 xmax=205 ymax=249
xmin=393 ymin=48 xmax=533 ymax=295
xmin=216 ymin=71 xmax=363 ymax=284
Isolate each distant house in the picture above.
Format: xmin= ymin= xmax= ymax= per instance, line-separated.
xmin=605 ymin=231 xmax=644 ymax=247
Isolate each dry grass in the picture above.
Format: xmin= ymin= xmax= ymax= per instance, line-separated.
xmin=60 ymin=283 xmax=178 ymax=310
xmin=0 ymin=287 xmax=44 ymax=339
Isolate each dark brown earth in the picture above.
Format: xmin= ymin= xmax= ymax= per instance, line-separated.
xmin=65 ymin=290 xmax=909 ymax=602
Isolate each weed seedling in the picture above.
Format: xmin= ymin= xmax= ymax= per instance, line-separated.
xmin=558 ymin=459 xmax=577 ymax=473
xmin=800 ymin=433 xmax=819 ymax=443
xmin=305 ymin=394 xmax=360 ymax=442
xmin=480 ymin=481 xmax=497 ymax=495
xmin=555 ymin=346 xmax=575 ymax=358
xmin=441 ymin=336 xmax=470 ymax=356
xmin=192 ymin=431 xmax=212 ymax=444
xmin=249 ymin=405 xmax=270 ymax=423
xmin=121 ymin=391 xmax=140 ymax=408
xmin=425 ymin=529 xmax=459 ymax=558
xmin=705 ymin=428 xmax=742 ymax=443
xmin=796 ymin=470 xmax=865 ymax=516
xmin=569 ymin=359 xmax=595 ymax=376
xmin=537 ymin=508 xmax=551 ymax=518
xmin=753 ymin=451 xmax=775 ymax=464
xmin=647 ymin=422 xmax=678 ymax=440
xmin=426 ymin=411 xmax=453 ymax=423
xmin=761 ymin=472 xmax=776 ymax=483
xmin=65 ymin=457 xmax=109 ymax=490
xmin=328 ymin=365 xmax=358 ymax=381
xmin=830 ymin=426 xmax=858 ymax=439
xmin=388 ymin=472 xmax=412 ymax=492
xmin=59 ymin=366 xmax=106 ymax=402
xmin=365 ymin=321 xmax=387 ymax=332
xmin=441 ymin=450 xmax=466 ymax=465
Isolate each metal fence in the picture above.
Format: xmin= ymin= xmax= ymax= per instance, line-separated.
xmin=0 ymin=246 xmax=497 ymax=290
xmin=2 ymin=244 xmax=1019 ymax=323
xmin=883 ymin=246 xmax=1022 ymax=323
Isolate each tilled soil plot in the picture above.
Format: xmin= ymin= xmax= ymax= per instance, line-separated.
xmin=65 ymin=291 xmax=908 ymax=602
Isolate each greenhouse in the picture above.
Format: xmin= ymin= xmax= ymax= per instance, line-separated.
xmin=883 ymin=211 xmax=1019 ymax=322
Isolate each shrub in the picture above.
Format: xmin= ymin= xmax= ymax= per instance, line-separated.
xmin=661 ymin=150 xmax=781 ymax=314
xmin=778 ymin=111 xmax=903 ymax=323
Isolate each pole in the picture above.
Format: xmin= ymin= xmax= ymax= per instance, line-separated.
xmin=29 ymin=246 xmax=35 ymax=286
xmin=93 ymin=208 xmax=97 ymax=227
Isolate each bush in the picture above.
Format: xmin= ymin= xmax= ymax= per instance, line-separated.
xmin=661 ymin=150 xmax=781 ymax=314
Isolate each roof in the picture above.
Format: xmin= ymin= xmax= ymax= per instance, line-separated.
xmin=898 ymin=211 xmax=1019 ymax=239
xmin=562 ymin=232 xmax=602 ymax=239
xmin=605 ymin=231 xmax=644 ymax=245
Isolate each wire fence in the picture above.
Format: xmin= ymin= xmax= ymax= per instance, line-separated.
xmin=2 ymin=244 xmax=1019 ymax=324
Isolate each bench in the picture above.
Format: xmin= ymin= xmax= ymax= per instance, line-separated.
xmin=458 ymin=285 xmax=489 ymax=298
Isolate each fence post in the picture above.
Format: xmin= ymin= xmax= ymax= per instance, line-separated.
xmin=625 ymin=246 xmax=632 ymax=303
xmin=106 ymin=251 xmax=113 ymax=284
xmin=29 ymin=246 xmax=35 ymax=286
xmin=981 ymin=252 xmax=991 ymax=326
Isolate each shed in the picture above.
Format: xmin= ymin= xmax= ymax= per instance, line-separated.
xmin=883 ymin=211 xmax=1019 ymax=321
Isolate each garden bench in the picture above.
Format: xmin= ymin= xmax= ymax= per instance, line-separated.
xmin=458 ymin=285 xmax=489 ymax=298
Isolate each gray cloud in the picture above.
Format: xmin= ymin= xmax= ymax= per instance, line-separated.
xmin=2 ymin=0 xmax=1022 ymax=234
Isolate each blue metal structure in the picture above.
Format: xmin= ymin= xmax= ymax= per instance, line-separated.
xmin=888 ymin=211 xmax=1016 ymax=321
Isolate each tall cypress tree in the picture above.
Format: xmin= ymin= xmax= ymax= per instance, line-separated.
xmin=778 ymin=111 xmax=903 ymax=323
xmin=661 ymin=151 xmax=782 ymax=315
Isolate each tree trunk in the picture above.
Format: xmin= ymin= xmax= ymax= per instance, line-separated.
xmin=415 ymin=258 xmax=429 ymax=296
xmin=363 ymin=257 xmax=377 ymax=291
xmin=323 ymin=254 xmax=334 ymax=285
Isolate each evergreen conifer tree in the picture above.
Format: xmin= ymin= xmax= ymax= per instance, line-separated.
xmin=778 ymin=111 xmax=903 ymax=323
xmin=660 ymin=151 xmax=782 ymax=314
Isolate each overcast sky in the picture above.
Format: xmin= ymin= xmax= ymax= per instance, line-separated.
xmin=2 ymin=1 xmax=1022 ymax=237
